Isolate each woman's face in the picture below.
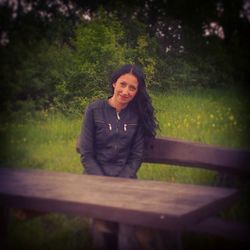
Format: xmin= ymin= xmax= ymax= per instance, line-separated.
xmin=112 ymin=73 xmax=139 ymax=106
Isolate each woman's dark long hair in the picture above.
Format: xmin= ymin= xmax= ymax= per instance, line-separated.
xmin=110 ymin=64 xmax=158 ymax=138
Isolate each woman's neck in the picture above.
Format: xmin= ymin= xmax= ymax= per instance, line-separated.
xmin=108 ymin=96 xmax=127 ymax=112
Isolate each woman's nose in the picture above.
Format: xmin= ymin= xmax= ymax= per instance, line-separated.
xmin=122 ymin=87 xmax=129 ymax=95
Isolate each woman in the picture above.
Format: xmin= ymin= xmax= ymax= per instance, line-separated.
xmin=79 ymin=64 xmax=157 ymax=178
xmin=79 ymin=64 xmax=158 ymax=249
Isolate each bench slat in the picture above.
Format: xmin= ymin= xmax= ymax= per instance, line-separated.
xmin=144 ymin=137 xmax=250 ymax=177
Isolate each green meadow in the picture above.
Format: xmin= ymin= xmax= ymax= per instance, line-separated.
xmin=1 ymin=88 xmax=249 ymax=250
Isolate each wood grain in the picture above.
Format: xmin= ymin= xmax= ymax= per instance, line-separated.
xmin=143 ymin=137 xmax=250 ymax=177
xmin=0 ymin=168 xmax=238 ymax=230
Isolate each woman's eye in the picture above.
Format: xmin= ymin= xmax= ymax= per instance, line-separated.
xmin=129 ymin=86 xmax=137 ymax=91
xmin=120 ymin=82 xmax=126 ymax=87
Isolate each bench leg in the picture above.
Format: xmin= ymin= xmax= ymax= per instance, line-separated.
xmin=118 ymin=224 xmax=140 ymax=250
xmin=91 ymin=220 xmax=182 ymax=250
xmin=0 ymin=206 xmax=10 ymax=250
xmin=159 ymin=230 xmax=182 ymax=250
xmin=91 ymin=219 xmax=118 ymax=250
xmin=91 ymin=226 xmax=105 ymax=249
xmin=135 ymin=227 xmax=182 ymax=250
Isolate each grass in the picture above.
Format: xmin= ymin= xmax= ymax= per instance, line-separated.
xmin=8 ymin=213 xmax=93 ymax=250
xmin=0 ymin=87 xmax=249 ymax=249
xmin=0 ymin=111 xmax=82 ymax=173
xmin=138 ymin=88 xmax=249 ymax=185
xmin=151 ymin=88 xmax=249 ymax=148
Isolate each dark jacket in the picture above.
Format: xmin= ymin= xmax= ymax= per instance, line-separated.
xmin=79 ymin=99 xmax=144 ymax=178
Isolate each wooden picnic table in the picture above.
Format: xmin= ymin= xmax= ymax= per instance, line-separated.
xmin=0 ymin=167 xmax=238 ymax=232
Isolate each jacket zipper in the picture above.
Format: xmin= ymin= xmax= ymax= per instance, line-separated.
xmin=123 ymin=123 xmax=137 ymax=131
xmin=114 ymin=112 xmax=120 ymax=152
xmin=96 ymin=121 xmax=112 ymax=131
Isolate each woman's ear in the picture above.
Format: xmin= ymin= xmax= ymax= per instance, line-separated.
xmin=112 ymin=82 xmax=116 ymax=88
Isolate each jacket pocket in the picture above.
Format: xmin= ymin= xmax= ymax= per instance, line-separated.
xmin=95 ymin=121 xmax=112 ymax=137
xmin=123 ymin=123 xmax=137 ymax=132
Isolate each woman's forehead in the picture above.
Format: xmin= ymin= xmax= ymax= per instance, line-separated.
xmin=117 ymin=73 xmax=138 ymax=84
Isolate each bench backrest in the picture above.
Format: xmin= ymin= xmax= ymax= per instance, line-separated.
xmin=76 ymin=136 xmax=250 ymax=177
xmin=144 ymin=137 xmax=250 ymax=177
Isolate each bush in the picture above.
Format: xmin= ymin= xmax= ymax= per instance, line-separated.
xmin=0 ymin=8 xmax=243 ymax=116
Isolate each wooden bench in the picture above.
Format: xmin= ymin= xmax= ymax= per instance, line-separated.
xmin=0 ymin=136 xmax=249 ymax=249
xmin=0 ymin=167 xmax=240 ymax=250
xmin=142 ymin=137 xmax=250 ymax=243
xmin=76 ymin=136 xmax=250 ymax=244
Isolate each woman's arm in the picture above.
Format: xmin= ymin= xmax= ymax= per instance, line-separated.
xmin=118 ymin=126 xmax=144 ymax=178
xmin=79 ymin=105 xmax=104 ymax=175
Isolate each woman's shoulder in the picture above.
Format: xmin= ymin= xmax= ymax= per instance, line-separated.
xmin=86 ymin=99 xmax=107 ymax=111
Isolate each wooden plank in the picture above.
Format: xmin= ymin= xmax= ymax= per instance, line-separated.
xmin=76 ymin=135 xmax=250 ymax=176
xmin=0 ymin=168 xmax=238 ymax=231
xmin=143 ymin=137 xmax=250 ymax=177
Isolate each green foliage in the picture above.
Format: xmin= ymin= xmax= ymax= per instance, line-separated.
xmin=154 ymin=43 xmax=236 ymax=91
xmin=0 ymin=17 xmax=75 ymax=111
xmin=133 ymin=35 xmax=158 ymax=87
xmin=0 ymin=8 xmax=246 ymax=115
xmin=1 ymin=9 xmax=162 ymax=114
xmin=56 ymin=11 xmax=127 ymax=112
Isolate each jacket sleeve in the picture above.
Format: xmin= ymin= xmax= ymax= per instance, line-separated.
xmin=118 ymin=126 xmax=144 ymax=178
xmin=79 ymin=105 xmax=104 ymax=175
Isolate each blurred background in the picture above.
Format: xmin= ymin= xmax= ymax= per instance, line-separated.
xmin=0 ymin=1 xmax=249 ymax=249
xmin=0 ymin=0 xmax=249 ymax=114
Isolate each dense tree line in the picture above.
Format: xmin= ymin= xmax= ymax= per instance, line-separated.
xmin=0 ymin=0 xmax=249 ymax=114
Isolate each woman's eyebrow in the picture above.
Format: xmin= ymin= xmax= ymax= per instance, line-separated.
xmin=120 ymin=80 xmax=128 ymax=84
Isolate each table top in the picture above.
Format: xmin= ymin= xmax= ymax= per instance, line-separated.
xmin=0 ymin=167 xmax=238 ymax=230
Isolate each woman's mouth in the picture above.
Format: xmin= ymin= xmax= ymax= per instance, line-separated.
xmin=119 ymin=95 xmax=129 ymax=101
